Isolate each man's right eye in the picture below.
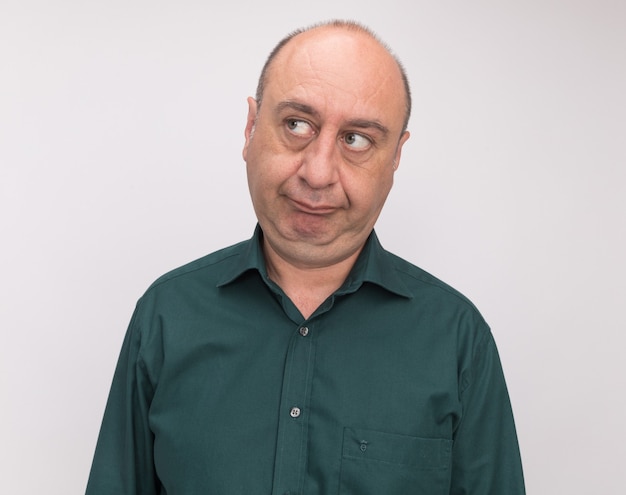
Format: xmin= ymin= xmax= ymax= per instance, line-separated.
xmin=285 ymin=119 xmax=315 ymax=137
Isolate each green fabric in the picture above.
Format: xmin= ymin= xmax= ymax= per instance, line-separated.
xmin=86 ymin=226 xmax=525 ymax=494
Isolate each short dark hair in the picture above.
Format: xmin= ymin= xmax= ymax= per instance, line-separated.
xmin=254 ymin=20 xmax=412 ymax=133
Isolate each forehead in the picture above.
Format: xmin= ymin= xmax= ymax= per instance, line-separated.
xmin=265 ymin=28 xmax=406 ymax=129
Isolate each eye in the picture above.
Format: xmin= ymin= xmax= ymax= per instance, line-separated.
xmin=343 ymin=132 xmax=371 ymax=151
xmin=285 ymin=118 xmax=315 ymax=138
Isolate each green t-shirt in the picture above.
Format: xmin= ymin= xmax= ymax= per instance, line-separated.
xmin=86 ymin=226 xmax=525 ymax=494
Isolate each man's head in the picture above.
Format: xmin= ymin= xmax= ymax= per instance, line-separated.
xmin=255 ymin=21 xmax=412 ymax=133
xmin=243 ymin=21 xmax=411 ymax=270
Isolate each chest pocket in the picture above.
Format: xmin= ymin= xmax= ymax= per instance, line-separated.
xmin=339 ymin=427 xmax=452 ymax=495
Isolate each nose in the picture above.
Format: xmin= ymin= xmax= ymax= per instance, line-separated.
xmin=297 ymin=130 xmax=340 ymax=189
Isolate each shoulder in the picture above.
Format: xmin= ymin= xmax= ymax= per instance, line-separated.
xmin=383 ymin=250 xmax=495 ymax=372
xmin=385 ymin=249 xmax=482 ymax=314
xmin=142 ymin=238 xmax=250 ymax=298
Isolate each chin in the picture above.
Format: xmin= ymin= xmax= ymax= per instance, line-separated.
xmin=286 ymin=216 xmax=338 ymax=242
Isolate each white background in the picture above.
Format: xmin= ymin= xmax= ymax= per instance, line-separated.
xmin=1 ymin=1 xmax=624 ymax=493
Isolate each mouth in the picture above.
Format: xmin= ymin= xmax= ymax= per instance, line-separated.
xmin=288 ymin=197 xmax=337 ymax=215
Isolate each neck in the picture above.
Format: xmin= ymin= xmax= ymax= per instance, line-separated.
xmin=263 ymin=239 xmax=362 ymax=319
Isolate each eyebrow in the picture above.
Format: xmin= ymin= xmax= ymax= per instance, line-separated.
xmin=345 ymin=118 xmax=389 ymax=136
xmin=275 ymin=100 xmax=390 ymax=137
xmin=276 ymin=101 xmax=319 ymax=118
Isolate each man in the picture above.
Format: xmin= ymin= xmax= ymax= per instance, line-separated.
xmin=87 ymin=20 xmax=525 ymax=494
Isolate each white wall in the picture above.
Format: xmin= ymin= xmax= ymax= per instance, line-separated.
xmin=1 ymin=1 xmax=624 ymax=493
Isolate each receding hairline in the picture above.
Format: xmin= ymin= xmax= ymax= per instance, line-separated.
xmin=254 ymin=20 xmax=412 ymax=132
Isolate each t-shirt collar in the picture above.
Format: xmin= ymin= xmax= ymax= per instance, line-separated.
xmin=217 ymin=224 xmax=412 ymax=299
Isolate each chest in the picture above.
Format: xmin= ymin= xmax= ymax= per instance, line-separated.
xmin=147 ymin=295 xmax=462 ymax=494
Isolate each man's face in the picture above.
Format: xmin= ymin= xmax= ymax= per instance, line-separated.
xmin=243 ymin=27 xmax=410 ymax=269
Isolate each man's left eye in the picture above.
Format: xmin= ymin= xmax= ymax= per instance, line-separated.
xmin=343 ymin=133 xmax=371 ymax=150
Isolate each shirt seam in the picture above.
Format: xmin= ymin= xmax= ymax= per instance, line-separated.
xmin=393 ymin=266 xmax=482 ymax=314
xmin=459 ymin=328 xmax=492 ymax=397
xmin=144 ymin=251 xmax=244 ymax=294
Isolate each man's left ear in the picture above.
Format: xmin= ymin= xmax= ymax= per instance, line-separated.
xmin=393 ymin=131 xmax=410 ymax=171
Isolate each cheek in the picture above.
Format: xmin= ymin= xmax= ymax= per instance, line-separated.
xmin=343 ymin=171 xmax=394 ymax=212
xmin=246 ymin=148 xmax=295 ymax=202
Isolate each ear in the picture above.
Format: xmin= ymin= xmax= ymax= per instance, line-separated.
xmin=392 ymin=131 xmax=410 ymax=171
xmin=242 ymin=97 xmax=258 ymax=161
